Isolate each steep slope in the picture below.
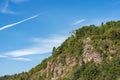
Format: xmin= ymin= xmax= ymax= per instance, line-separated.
xmin=1 ymin=21 xmax=120 ymax=80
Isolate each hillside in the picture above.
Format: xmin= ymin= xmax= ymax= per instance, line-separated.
xmin=0 ymin=20 xmax=120 ymax=80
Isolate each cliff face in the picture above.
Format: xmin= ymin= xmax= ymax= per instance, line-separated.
xmin=1 ymin=20 xmax=120 ymax=80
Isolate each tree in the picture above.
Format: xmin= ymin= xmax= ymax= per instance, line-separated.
xmin=52 ymin=46 xmax=56 ymax=54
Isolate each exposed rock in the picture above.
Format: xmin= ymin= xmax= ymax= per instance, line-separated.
xmin=83 ymin=37 xmax=102 ymax=63
xmin=109 ymin=47 xmax=116 ymax=53
xmin=45 ymin=56 xmax=78 ymax=80
xmin=83 ymin=37 xmax=91 ymax=44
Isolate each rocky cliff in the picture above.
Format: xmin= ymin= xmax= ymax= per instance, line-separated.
xmin=1 ymin=20 xmax=120 ymax=80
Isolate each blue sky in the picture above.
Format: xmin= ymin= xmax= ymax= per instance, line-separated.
xmin=0 ymin=0 xmax=120 ymax=76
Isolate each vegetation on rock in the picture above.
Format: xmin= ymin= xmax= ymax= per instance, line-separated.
xmin=0 ymin=20 xmax=120 ymax=80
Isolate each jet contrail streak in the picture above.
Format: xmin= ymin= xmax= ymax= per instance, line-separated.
xmin=0 ymin=14 xmax=39 ymax=31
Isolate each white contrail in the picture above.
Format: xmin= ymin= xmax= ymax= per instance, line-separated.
xmin=72 ymin=19 xmax=85 ymax=25
xmin=0 ymin=14 xmax=39 ymax=31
